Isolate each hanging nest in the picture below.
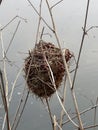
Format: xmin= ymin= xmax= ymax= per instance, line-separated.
xmin=24 ymin=41 xmax=73 ymax=99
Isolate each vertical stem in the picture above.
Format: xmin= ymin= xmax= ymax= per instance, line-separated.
xmin=72 ymin=0 xmax=90 ymax=90
xmin=35 ymin=0 xmax=43 ymax=44
xmin=14 ymin=91 xmax=29 ymax=130
xmin=45 ymin=98 xmax=54 ymax=130
xmin=53 ymin=115 xmax=57 ymax=130
xmin=5 ymin=20 xmax=21 ymax=55
xmin=0 ymin=30 xmax=11 ymax=130
xmin=0 ymin=70 xmax=11 ymax=130
xmin=93 ymin=98 xmax=98 ymax=130
xmin=45 ymin=0 xmax=85 ymax=129
xmin=59 ymin=76 xmax=67 ymax=128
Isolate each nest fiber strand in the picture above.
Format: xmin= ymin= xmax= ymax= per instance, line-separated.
xmin=24 ymin=41 xmax=72 ymax=98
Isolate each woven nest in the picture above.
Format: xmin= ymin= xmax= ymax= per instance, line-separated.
xmin=24 ymin=41 xmax=73 ymax=98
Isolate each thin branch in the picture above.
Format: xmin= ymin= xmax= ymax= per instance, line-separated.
xmin=5 ymin=20 xmax=21 ymax=55
xmin=86 ymin=26 xmax=98 ymax=33
xmin=0 ymin=30 xmax=10 ymax=130
xmin=59 ymin=76 xmax=67 ymax=128
xmin=93 ymin=97 xmax=98 ymax=130
xmin=84 ymin=124 xmax=98 ymax=129
xmin=42 ymin=32 xmax=52 ymax=38
xmin=40 ymin=27 xmax=45 ymax=40
xmin=45 ymin=98 xmax=54 ymax=129
xmin=11 ymin=88 xmax=28 ymax=130
xmin=45 ymin=0 xmax=84 ymax=129
xmin=0 ymin=16 xmax=18 ymax=31
xmin=26 ymin=0 xmax=54 ymax=32
xmin=51 ymin=0 xmax=63 ymax=10
xmin=71 ymin=0 xmax=90 ymax=90
xmin=14 ymin=91 xmax=29 ymax=130
xmin=63 ymin=104 xmax=98 ymax=125
xmin=0 ymin=31 xmax=8 ymax=97
xmin=35 ymin=0 xmax=43 ymax=44
xmin=2 ymin=68 xmax=22 ymax=130
xmin=0 ymin=69 xmax=11 ymax=130
xmin=0 ymin=15 xmax=27 ymax=31
xmin=9 ymin=67 xmax=23 ymax=102
xmin=53 ymin=115 xmax=62 ymax=130
xmin=53 ymin=115 xmax=57 ymax=130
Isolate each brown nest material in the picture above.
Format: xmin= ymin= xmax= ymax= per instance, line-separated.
xmin=24 ymin=41 xmax=73 ymax=98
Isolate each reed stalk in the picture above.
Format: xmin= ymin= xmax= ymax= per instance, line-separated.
xmin=0 ymin=69 xmax=11 ymax=130
xmin=45 ymin=0 xmax=85 ymax=129
xmin=45 ymin=98 xmax=54 ymax=129
xmin=72 ymin=0 xmax=90 ymax=90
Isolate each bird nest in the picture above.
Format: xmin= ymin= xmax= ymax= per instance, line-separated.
xmin=24 ymin=41 xmax=73 ymax=99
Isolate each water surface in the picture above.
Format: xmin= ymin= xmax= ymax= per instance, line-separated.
xmin=0 ymin=0 xmax=98 ymax=130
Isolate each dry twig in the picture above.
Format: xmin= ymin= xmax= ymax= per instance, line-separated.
xmin=0 ymin=69 xmax=11 ymax=130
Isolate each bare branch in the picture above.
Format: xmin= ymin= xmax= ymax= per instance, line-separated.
xmin=0 ymin=15 xmax=27 ymax=31
xmin=26 ymin=0 xmax=54 ymax=32
xmin=5 ymin=20 xmax=21 ymax=55
xmin=45 ymin=98 xmax=54 ymax=129
xmin=51 ymin=0 xmax=63 ymax=10
xmin=72 ymin=0 xmax=90 ymax=90
xmin=13 ymin=91 xmax=29 ymax=130
xmin=35 ymin=0 xmax=43 ymax=44
xmin=0 ymin=69 xmax=11 ymax=130
xmin=84 ymin=124 xmax=98 ymax=129
xmin=63 ymin=104 xmax=98 ymax=125
xmin=86 ymin=26 xmax=98 ymax=33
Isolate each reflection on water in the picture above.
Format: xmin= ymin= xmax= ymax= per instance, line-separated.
xmin=0 ymin=0 xmax=98 ymax=130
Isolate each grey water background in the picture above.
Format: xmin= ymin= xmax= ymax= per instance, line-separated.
xmin=0 ymin=0 xmax=98 ymax=130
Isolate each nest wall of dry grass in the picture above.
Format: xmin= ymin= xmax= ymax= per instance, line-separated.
xmin=24 ymin=41 xmax=73 ymax=98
